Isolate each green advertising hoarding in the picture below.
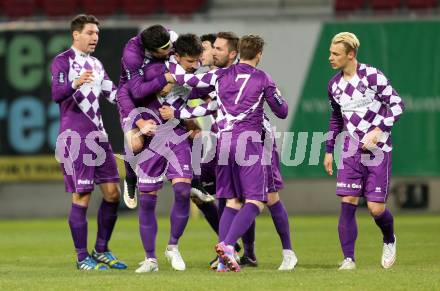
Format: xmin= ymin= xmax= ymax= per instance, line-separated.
xmin=282 ymin=21 xmax=440 ymax=178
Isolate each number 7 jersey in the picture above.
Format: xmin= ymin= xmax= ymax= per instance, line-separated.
xmin=167 ymin=57 xmax=288 ymax=135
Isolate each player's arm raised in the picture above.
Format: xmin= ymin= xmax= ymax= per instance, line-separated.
xmin=122 ymin=46 xmax=171 ymax=100
xmin=129 ymin=73 xmax=172 ymax=101
xmin=160 ymin=100 xmax=218 ymax=120
xmin=166 ymin=55 xmax=219 ymax=89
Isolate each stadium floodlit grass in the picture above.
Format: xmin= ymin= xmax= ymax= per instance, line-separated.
xmin=0 ymin=213 xmax=439 ymax=290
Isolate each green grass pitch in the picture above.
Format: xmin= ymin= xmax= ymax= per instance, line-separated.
xmin=0 ymin=213 xmax=439 ymax=290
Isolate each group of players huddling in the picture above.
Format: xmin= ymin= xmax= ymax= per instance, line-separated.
xmin=51 ymin=14 xmax=404 ymax=272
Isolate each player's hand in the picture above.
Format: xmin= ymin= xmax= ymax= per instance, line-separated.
xmin=159 ymin=105 xmax=175 ymax=120
xmin=188 ymin=129 xmax=201 ymax=139
xmin=73 ymin=70 xmax=94 ymax=88
xmin=159 ymin=83 xmax=174 ymax=97
xmin=323 ymin=153 xmax=334 ymax=176
xmin=136 ymin=119 xmax=157 ymax=136
xmin=184 ymin=119 xmax=201 ymax=132
xmin=164 ymin=72 xmax=176 ymax=84
xmin=362 ymin=127 xmax=382 ymax=150
xmin=125 ymin=128 xmax=144 ymax=153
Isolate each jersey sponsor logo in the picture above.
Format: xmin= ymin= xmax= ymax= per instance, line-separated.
xmin=126 ymin=69 xmax=131 ymax=80
xmin=336 ymin=182 xmax=347 ymax=188
xmin=364 ymin=88 xmax=376 ymax=99
xmin=202 ymin=181 xmax=214 ymax=187
xmin=336 ymin=182 xmax=362 ymax=189
xmin=77 ymin=179 xmax=93 ymax=185
xmin=138 ymin=68 xmax=144 ymax=76
xmin=342 ymin=97 xmax=373 ymax=112
xmin=139 ymin=177 xmax=163 ymax=184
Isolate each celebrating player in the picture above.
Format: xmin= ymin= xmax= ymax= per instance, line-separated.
xmin=166 ymin=34 xmax=289 ymax=272
xmin=164 ymin=32 xmax=297 ymax=271
xmin=51 ymin=14 xmax=127 ymax=271
xmin=118 ymin=34 xmax=205 ymax=273
xmin=117 ymin=24 xmax=176 ymax=209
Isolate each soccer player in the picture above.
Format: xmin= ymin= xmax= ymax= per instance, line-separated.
xmin=165 ymin=32 xmax=297 ymax=271
xmin=324 ymin=32 xmax=405 ymax=270
xmin=160 ymin=32 xmax=243 ymax=269
xmin=258 ymin=121 xmax=298 ymax=271
xmin=120 ymin=34 xmax=204 ymax=273
xmin=164 ymin=32 xmax=297 ymax=271
xmin=200 ymin=33 xmax=217 ymax=72
xmin=162 ymin=32 xmax=243 ymax=270
xmin=116 ymin=24 xmax=177 ymax=209
xmin=181 ymin=33 xmax=218 ymax=205
xmin=182 ymin=33 xmax=222 ymax=233
xmin=166 ymin=35 xmax=289 ymax=272
xmin=51 ymin=14 xmax=127 ymax=271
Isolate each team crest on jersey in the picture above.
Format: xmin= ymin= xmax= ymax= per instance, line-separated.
xmin=72 ymin=62 xmax=81 ymax=74
xmin=334 ymin=88 xmax=342 ymax=100
xmin=93 ymin=62 xmax=102 ymax=74
xmin=72 ymin=61 xmax=81 ymax=74
xmin=356 ymin=81 xmax=367 ymax=94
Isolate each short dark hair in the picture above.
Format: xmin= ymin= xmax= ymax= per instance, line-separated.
xmin=200 ymin=33 xmax=217 ymax=47
xmin=174 ymin=34 xmax=203 ymax=58
xmin=70 ymin=14 xmax=99 ymax=33
xmin=216 ymin=32 xmax=239 ymax=52
xmin=239 ymin=35 xmax=265 ymax=60
xmin=141 ymin=25 xmax=170 ymax=52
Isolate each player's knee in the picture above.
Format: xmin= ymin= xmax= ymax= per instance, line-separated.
xmin=226 ymin=198 xmax=242 ymax=210
xmin=173 ymin=182 xmax=191 ymax=200
xmin=139 ymin=193 xmax=157 ymax=210
xmin=266 ymin=192 xmax=280 ymax=206
xmin=246 ymin=200 xmax=264 ymax=212
xmin=368 ymin=205 xmax=385 ymax=217
xmin=103 ymin=185 xmax=121 ymax=203
xmin=72 ymin=192 xmax=91 ymax=207
xmin=341 ymin=196 xmax=359 ymax=205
